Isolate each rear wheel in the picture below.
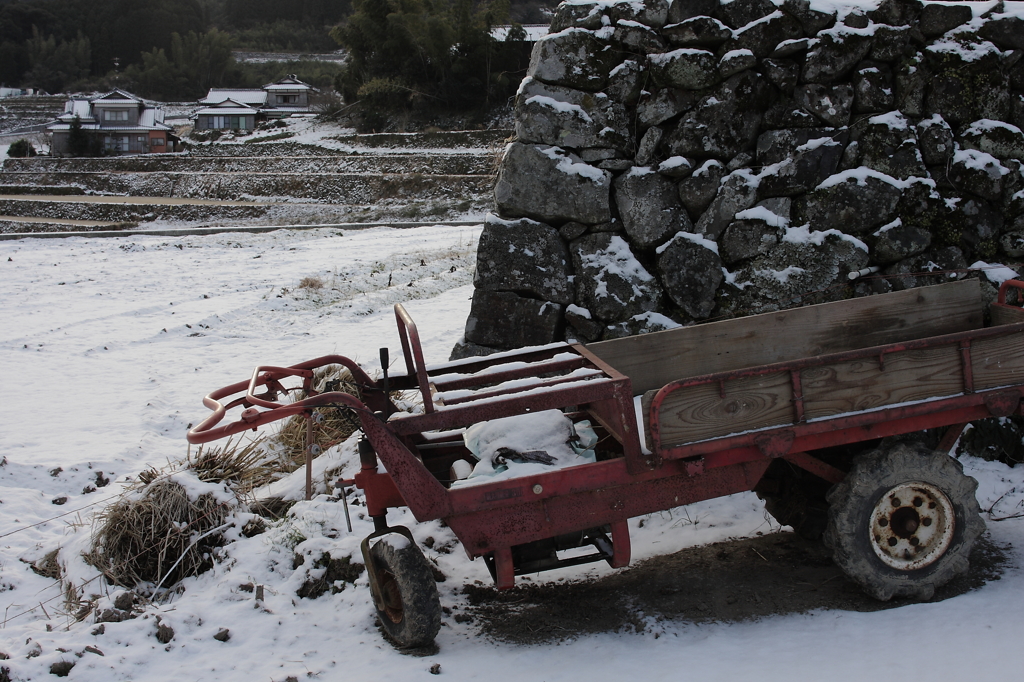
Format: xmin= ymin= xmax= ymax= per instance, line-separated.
xmin=824 ymin=443 xmax=984 ymax=601
xmin=369 ymin=535 xmax=441 ymax=648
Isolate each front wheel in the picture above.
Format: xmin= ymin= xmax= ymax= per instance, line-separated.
xmin=369 ymin=534 xmax=441 ymax=648
xmin=824 ymin=442 xmax=984 ymax=601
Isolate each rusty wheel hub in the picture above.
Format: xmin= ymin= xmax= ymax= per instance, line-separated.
xmin=870 ymin=481 xmax=955 ymax=571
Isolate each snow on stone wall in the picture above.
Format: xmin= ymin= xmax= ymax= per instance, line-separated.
xmin=456 ymin=0 xmax=1024 ymax=357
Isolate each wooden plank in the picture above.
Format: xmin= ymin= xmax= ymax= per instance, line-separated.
xmin=650 ymin=371 xmax=794 ymax=447
xmin=587 ymin=280 xmax=982 ymax=395
xmin=972 ymin=332 xmax=1024 ymax=390
xmin=801 ymin=346 xmax=963 ymax=420
xmin=991 ymin=304 xmax=1024 ymax=327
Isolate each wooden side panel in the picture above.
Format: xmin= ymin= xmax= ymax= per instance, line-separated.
xmin=652 ymin=371 xmax=793 ymax=447
xmin=801 ymin=346 xmax=963 ymax=420
xmin=588 ymin=280 xmax=982 ymax=395
xmin=973 ymin=333 xmax=1024 ymax=390
xmin=991 ymin=304 xmax=1024 ymax=327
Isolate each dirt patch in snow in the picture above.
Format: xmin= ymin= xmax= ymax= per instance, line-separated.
xmin=462 ymin=531 xmax=1010 ymax=645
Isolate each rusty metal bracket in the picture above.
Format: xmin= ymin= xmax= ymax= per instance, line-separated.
xmin=754 ymin=430 xmax=795 ymax=459
xmin=984 ymin=391 xmax=1020 ymax=418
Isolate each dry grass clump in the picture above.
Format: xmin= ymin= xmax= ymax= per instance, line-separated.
xmin=297 ymin=275 xmax=326 ymax=290
xmin=188 ymin=435 xmax=277 ymax=499
xmin=87 ymin=478 xmax=227 ymax=589
xmin=276 ymin=365 xmax=362 ymax=471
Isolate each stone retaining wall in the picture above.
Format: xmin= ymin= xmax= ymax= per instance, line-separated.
xmin=457 ymin=0 xmax=1024 ymax=356
xmin=2 ymin=154 xmax=494 ymax=176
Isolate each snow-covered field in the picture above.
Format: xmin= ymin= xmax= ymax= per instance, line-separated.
xmin=2 ymin=225 xmax=1023 ymax=681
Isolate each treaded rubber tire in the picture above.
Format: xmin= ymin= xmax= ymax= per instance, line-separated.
xmin=370 ymin=535 xmax=441 ymax=648
xmin=824 ymin=442 xmax=984 ymax=601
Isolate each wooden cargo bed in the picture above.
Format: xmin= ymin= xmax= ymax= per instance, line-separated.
xmin=586 ymin=280 xmax=1024 ymax=454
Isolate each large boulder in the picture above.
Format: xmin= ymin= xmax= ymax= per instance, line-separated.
xmin=614 ymin=167 xmax=693 ymax=248
xmin=667 ymin=0 xmax=721 ymax=24
xmin=665 ymin=70 xmax=772 ymax=158
xmin=649 ymin=48 xmax=721 ymax=90
xmin=549 ymin=2 xmax=606 ymax=32
xmin=782 ymin=0 xmax=835 ymax=35
xmin=959 ymin=120 xmax=1024 ymax=162
xmin=801 ymin=24 xmax=874 ymax=84
xmin=923 ymin=38 xmax=1011 ymax=125
xmin=796 ymin=83 xmax=854 ymax=126
xmin=948 ymin=149 xmax=1010 ymax=202
xmin=978 ymin=13 xmax=1024 ymax=51
xmin=473 ymin=215 xmax=573 ymax=304
xmin=795 ymin=168 xmax=905 ymax=234
xmin=919 ymin=2 xmax=972 ymax=37
xmin=494 ymin=143 xmax=613 ymax=224
xmin=917 ymin=114 xmax=954 ymax=166
xmin=662 ymin=16 xmax=732 ymax=47
xmin=716 ymin=0 xmax=777 ymax=29
xmin=515 ymin=78 xmax=632 ymax=152
xmin=719 ymin=204 xmax=788 ymax=264
xmin=869 ymin=218 xmax=932 ymax=263
xmin=527 ymin=28 xmax=620 ymax=91
xmin=678 ymin=159 xmax=727 ymax=216
xmin=726 ymin=228 xmax=869 ymax=311
xmin=856 ymin=110 xmax=926 ymax=180
xmin=636 ymin=88 xmax=699 ymax=127
xmin=463 ymin=290 xmax=565 ymax=348
xmin=869 ymin=24 xmax=912 ymax=63
xmin=726 ymin=11 xmax=804 ymax=59
xmin=757 ymin=135 xmax=846 ymax=197
xmin=756 ymin=127 xmax=846 ymax=166
xmin=605 ymin=59 xmax=644 ymax=105
xmin=695 ymin=168 xmax=760 ymax=238
xmin=894 ymin=53 xmax=926 ymax=117
xmin=608 ymin=0 xmax=670 ymax=28
xmin=654 ymin=231 xmax=724 ymax=319
xmin=572 ymin=233 xmax=662 ymax=322
xmin=853 ymin=64 xmax=894 ymax=113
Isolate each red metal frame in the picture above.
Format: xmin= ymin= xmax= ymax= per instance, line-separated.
xmin=187 ymin=295 xmax=1024 ymax=590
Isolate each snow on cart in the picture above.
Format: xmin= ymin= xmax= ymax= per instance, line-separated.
xmin=188 ymin=278 xmax=1024 ymax=648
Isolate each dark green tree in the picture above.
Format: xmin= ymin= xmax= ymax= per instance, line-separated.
xmin=67 ymin=115 xmax=91 ymax=157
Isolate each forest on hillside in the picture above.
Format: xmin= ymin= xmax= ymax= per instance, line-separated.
xmin=0 ymin=0 xmax=553 ymax=112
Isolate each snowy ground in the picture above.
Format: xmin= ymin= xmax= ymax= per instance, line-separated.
xmin=2 ymin=226 xmax=1023 ymax=681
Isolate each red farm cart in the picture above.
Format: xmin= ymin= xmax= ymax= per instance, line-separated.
xmin=188 ymin=278 xmax=1024 ymax=647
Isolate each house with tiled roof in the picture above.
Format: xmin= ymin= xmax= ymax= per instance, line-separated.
xmin=195 ymin=75 xmax=318 ymax=130
xmin=47 ymin=89 xmax=177 ymax=155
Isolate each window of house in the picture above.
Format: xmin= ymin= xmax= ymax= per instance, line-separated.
xmin=105 ymin=136 xmax=128 ymax=152
xmin=207 ymin=115 xmax=248 ymax=130
xmin=103 ymin=110 xmax=128 ymax=121
xmin=279 ymin=94 xmax=297 ymax=104
xmin=152 ymin=137 xmax=165 ymax=146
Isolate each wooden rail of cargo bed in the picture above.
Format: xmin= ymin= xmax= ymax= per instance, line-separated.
xmin=644 ymin=319 xmax=1024 ymax=470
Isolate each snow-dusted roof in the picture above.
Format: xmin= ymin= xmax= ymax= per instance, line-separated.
xmin=264 ymin=83 xmax=312 ymax=91
xmin=195 ymin=98 xmax=259 ymax=116
xmin=263 ymin=75 xmax=314 ymax=91
xmin=91 ymin=89 xmax=143 ymax=105
xmin=201 ymin=89 xmax=267 ymax=106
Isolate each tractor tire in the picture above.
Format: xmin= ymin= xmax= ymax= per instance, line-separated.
xmin=369 ymin=535 xmax=441 ymax=648
xmin=823 ymin=442 xmax=984 ymax=601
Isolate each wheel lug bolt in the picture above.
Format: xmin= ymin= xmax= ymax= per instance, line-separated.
xmin=922 ymin=517 xmax=932 ymax=527
xmin=891 ymin=497 xmax=902 ymax=507
xmin=913 ymin=497 xmax=923 ymax=507
xmin=910 ymin=537 xmax=919 ymax=546
xmin=888 ymin=537 xmax=898 ymax=547
xmin=878 ymin=517 xmax=888 ymax=527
